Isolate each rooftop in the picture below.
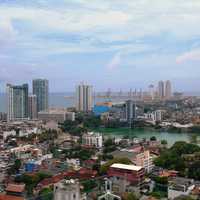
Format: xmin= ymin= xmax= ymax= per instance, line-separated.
xmin=110 ymin=163 xmax=142 ymax=171
xmin=6 ymin=184 xmax=25 ymax=193
xmin=0 ymin=194 xmax=25 ymax=200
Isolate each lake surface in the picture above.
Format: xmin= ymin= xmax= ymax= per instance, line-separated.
xmin=95 ymin=127 xmax=200 ymax=146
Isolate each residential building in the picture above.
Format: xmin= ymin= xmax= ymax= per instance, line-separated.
xmin=7 ymin=84 xmax=29 ymax=121
xmin=148 ymin=84 xmax=155 ymax=100
xmin=5 ymin=183 xmax=26 ymax=197
xmin=158 ymin=81 xmax=165 ymax=100
xmin=33 ymin=79 xmax=49 ymax=112
xmin=133 ymin=150 xmax=154 ymax=173
xmin=0 ymin=112 xmax=7 ymax=121
xmin=153 ymin=110 xmax=163 ymax=122
xmin=111 ymin=148 xmax=154 ymax=173
xmin=0 ymin=194 xmax=25 ymax=200
xmin=168 ymin=177 xmax=195 ymax=200
xmin=125 ymin=100 xmax=136 ymax=125
xmin=28 ymin=95 xmax=37 ymax=119
xmin=165 ymin=80 xmax=172 ymax=100
xmin=82 ymin=132 xmax=103 ymax=148
xmin=76 ymin=83 xmax=93 ymax=112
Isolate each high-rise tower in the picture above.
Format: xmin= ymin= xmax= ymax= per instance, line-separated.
xmin=158 ymin=81 xmax=165 ymax=100
xmin=7 ymin=83 xmax=29 ymax=121
xmin=165 ymin=80 xmax=172 ymax=100
xmin=76 ymin=83 xmax=93 ymax=112
xmin=28 ymin=95 xmax=37 ymax=119
xmin=33 ymin=79 xmax=49 ymax=112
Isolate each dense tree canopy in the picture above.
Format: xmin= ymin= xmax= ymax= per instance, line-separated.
xmin=154 ymin=141 xmax=200 ymax=177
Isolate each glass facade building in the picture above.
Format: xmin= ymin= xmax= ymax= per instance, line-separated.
xmin=7 ymin=83 xmax=29 ymax=121
xmin=33 ymin=79 xmax=49 ymax=112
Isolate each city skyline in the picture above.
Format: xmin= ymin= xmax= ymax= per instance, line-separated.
xmin=0 ymin=1 xmax=200 ymax=92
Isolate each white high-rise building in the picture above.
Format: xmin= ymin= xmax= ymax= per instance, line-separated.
xmin=165 ymin=80 xmax=172 ymax=100
xmin=76 ymin=83 xmax=93 ymax=112
xmin=33 ymin=79 xmax=49 ymax=112
xmin=7 ymin=84 xmax=29 ymax=121
xmin=158 ymin=81 xmax=165 ymax=100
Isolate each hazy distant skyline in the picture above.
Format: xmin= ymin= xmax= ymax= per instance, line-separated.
xmin=0 ymin=0 xmax=200 ymax=92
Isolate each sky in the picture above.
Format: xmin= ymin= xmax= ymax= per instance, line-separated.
xmin=0 ymin=0 xmax=200 ymax=92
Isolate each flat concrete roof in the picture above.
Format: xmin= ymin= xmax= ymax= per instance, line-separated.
xmin=111 ymin=163 xmax=142 ymax=171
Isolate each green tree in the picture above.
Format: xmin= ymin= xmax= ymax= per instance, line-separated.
xmin=188 ymin=161 xmax=200 ymax=180
xmin=161 ymin=140 xmax=168 ymax=145
xmin=125 ymin=192 xmax=138 ymax=200
xmin=39 ymin=187 xmax=53 ymax=200
xmin=150 ymin=136 xmax=157 ymax=141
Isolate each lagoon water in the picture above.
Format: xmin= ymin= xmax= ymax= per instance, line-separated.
xmin=95 ymin=127 xmax=200 ymax=147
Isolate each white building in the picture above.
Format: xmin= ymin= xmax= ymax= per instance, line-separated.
xmin=38 ymin=109 xmax=75 ymax=123
xmin=144 ymin=110 xmax=163 ymax=123
xmin=168 ymin=177 xmax=195 ymax=200
xmin=66 ymin=158 xmax=80 ymax=170
xmin=2 ymin=130 xmax=16 ymax=140
xmin=54 ymin=179 xmax=86 ymax=200
xmin=82 ymin=132 xmax=103 ymax=148
xmin=76 ymin=83 xmax=93 ymax=112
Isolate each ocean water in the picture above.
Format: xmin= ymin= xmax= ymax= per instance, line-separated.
xmin=0 ymin=93 xmax=124 ymax=112
xmin=0 ymin=93 xmax=75 ymax=112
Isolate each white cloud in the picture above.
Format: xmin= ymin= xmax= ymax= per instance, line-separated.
xmin=0 ymin=19 xmax=16 ymax=47
xmin=176 ymin=49 xmax=200 ymax=64
xmin=107 ymin=52 xmax=122 ymax=70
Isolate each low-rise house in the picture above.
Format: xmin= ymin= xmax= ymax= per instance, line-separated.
xmin=5 ymin=183 xmax=26 ymax=197
xmin=66 ymin=158 xmax=80 ymax=170
xmin=0 ymin=194 xmax=25 ymax=200
xmin=37 ymin=168 xmax=97 ymax=190
xmin=168 ymin=177 xmax=195 ymax=200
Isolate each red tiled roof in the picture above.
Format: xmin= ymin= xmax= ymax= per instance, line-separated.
xmin=0 ymin=194 xmax=25 ymax=200
xmin=6 ymin=184 xmax=25 ymax=193
xmin=38 ymin=168 xmax=97 ymax=188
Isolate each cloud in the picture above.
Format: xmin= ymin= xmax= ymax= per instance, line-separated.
xmin=107 ymin=52 xmax=122 ymax=70
xmin=176 ymin=49 xmax=200 ymax=64
xmin=0 ymin=19 xmax=16 ymax=47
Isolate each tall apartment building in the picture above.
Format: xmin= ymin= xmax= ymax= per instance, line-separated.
xmin=148 ymin=84 xmax=155 ymax=100
xmin=28 ymin=95 xmax=37 ymax=119
xmin=7 ymin=83 xmax=29 ymax=121
xmin=165 ymin=80 xmax=172 ymax=100
xmin=125 ymin=100 xmax=136 ymax=125
xmin=76 ymin=83 xmax=93 ymax=112
xmin=158 ymin=81 xmax=165 ymax=100
xmin=33 ymin=79 xmax=49 ymax=112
